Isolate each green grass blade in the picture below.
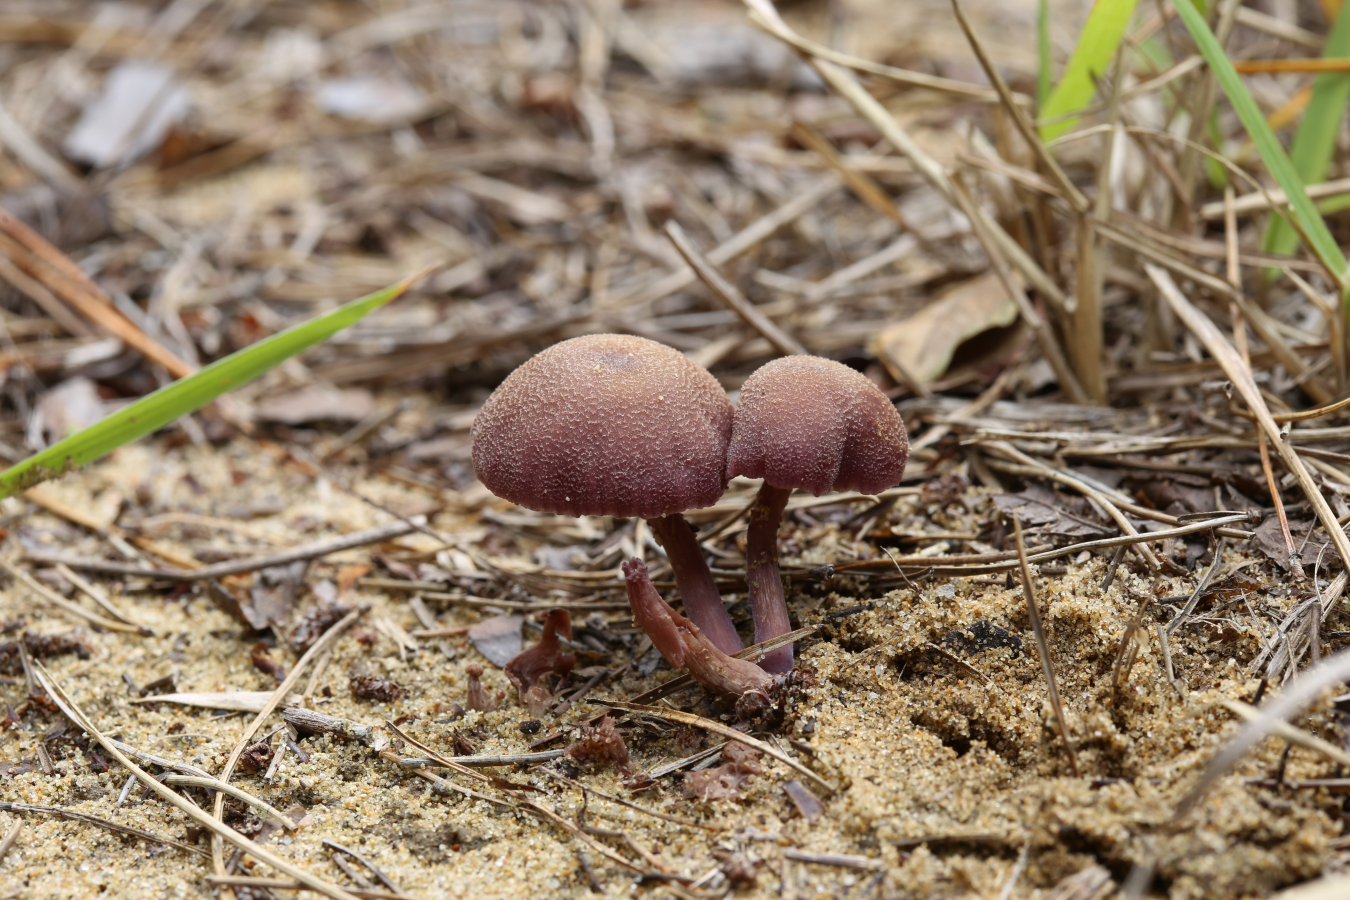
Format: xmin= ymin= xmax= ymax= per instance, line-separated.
xmin=1039 ymin=0 xmax=1140 ymax=141
xmin=1037 ymin=0 xmax=1052 ymax=109
xmin=0 ymin=275 xmax=417 ymax=498
xmin=1263 ymin=2 xmax=1350 ymax=259
xmin=1173 ymin=0 xmax=1348 ymax=287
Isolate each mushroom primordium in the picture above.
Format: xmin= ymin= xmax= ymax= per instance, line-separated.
xmin=471 ymin=333 xmax=744 ymax=655
xmin=727 ymin=355 xmax=909 ymax=672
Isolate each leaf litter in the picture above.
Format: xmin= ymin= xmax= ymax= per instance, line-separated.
xmin=0 ymin=0 xmax=1349 ymax=898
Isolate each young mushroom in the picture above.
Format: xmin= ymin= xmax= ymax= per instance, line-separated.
xmin=623 ymin=557 xmax=771 ymax=702
xmin=727 ymin=356 xmax=909 ymax=672
xmin=471 ymin=334 xmax=743 ymax=655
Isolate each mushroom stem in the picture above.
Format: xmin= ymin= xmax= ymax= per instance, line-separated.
xmin=647 ymin=514 xmax=744 ymax=655
xmin=622 ymin=557 xmax=772 ymax=699
xmin=746 ymin=483 xmax=794 ymax=673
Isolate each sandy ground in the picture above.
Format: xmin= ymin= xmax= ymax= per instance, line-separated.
xmin=0 ymin=433 xmax=1342 ymax=900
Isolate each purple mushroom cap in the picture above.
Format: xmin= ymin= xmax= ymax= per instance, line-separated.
xmin=471 ymin=334 xmax=735 ymax=519
xmin=726 ymin=355 xmax=909 ymax=496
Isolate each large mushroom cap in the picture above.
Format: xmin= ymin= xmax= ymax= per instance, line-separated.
xmin=471 ymin=334 xmax=734 ymax=519
xmin=726 ymin=355 xmax=908 ymax=496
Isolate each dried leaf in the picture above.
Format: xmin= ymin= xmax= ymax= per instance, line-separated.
xmin=64 ymin=61 xmax=190 ymax=167
xmin=872 ymin=272 xmax=1019 ymax=384
xmin=468 ymin=615 xmax=523 ymax=667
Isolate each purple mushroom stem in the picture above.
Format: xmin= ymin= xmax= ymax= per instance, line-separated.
xmin=648 ymin=514 xmax=744 ymax=656
xmin=745 ymin=483 xmax=795 ymax=673
xmin=622 ymin=557 xmax=771 ymax=699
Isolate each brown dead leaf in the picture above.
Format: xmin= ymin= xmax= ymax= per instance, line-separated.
xmin=872 ymin=271 xmax=1019 ymax=384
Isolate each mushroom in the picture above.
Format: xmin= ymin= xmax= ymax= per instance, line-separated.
xmin=623 ymin=557 xmax=771 ymax=700
xmin=505 ymin=609 xmax=575 ymax=716
xmin=471 ymin=333 xmax=743 ymax=655
xmin=727 ymin=356 xmax=909 ymax=672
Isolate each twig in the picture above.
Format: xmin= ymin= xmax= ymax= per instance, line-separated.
xmin=55 ymin=563 xmax=141 ymax=627
xmin=162 ymin=775 xmax=297 ymax=830
xmin=397 ymin=750 xmax=564 ymax=768
xmin=209 ymin=606 xmax=368 ymax=888
xmin=203 ymin=878 xmax=411 ymax=900
xmin=594 ymin=700 xmax=835 ymax=794
xmin=31 ymin=665 xmax=360 ymax=900
xmin=1 ymin=560 xmax=143 ymax=633
xmin=26 ymin=519 xmax=422 ymax=580
xmin=780 ymin=849 xmax=884 ymax=870
xmin=664 ymin=221 xmax=806 ymax=357
xmin=1013 ymin=516 xmax=1079 ymax=777
xmin=0 ymin=801 xmax=202 ymax=857
xmin=323 ymin=840 xmax=404 ymax=895
xmin=0 ymin=819 xmax=19 ymax=864
xmin=539 ymin=769 xmax=716 ymax=830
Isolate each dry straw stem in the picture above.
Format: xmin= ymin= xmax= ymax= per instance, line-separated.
xmin=790 ymin=121 xmax=905 ymax=226
xmin=1175 ymin=648 xmax=1350 ymax=821
xmin=597 ymin=699 xmax=835 ymax=795
xmin=32 ymin=664 xmax=361 ymax=900
xmin=1217 ymin=698 xmax=1350 ymax=769
xmin=0 ymin=560 xmax=143 ymax=633
xmin=744 ymin=15 xmax=1018 ymax=104
xmin=0 ymin=208 xmax=195 ymax=377
xmin=740 ymin=0 xmax=1072 ymax=317
xmin=949 ymin=0 xmax=1088 ymax=213
xmin=209 ymin=605 xmax=367 ymax=889
xmin=205 ymin=878 xmax=409 ymax=900
xmin=1200 ymin=176 xmax=1350 ymax=219
xmin=948 ymin=177 xmax=1088 ymax=404
xmin=617 ymin=175 xmax=841 ymax=312
xmin=1146 ymin=265 xmax=1350 ymax=571
xmin=162 ymin=775 xmax=297 ymax=830
xmin=1012 ymin=516 xmax=1080 ymax=778
xmin=983 ymin=441 xmax=1160 ymax=569
xmin=27 ymin=518 xmax=422 ymax=581
xmin=0 ymin=801 xmax=204 ymax=858
xmin=663 ymin=221 xmax=806 ymax=357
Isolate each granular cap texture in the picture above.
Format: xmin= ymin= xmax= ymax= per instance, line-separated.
xmin=727 ymin=355 xmax=908 ymax=496
xmin=471 ymin=334 xmax=734 ymax=519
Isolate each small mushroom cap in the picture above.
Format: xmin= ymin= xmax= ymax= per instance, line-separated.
xmin=471 ymin=334 xmax=734 ymax=518
xmin=726 ymin=355 xmax=908 ymax=496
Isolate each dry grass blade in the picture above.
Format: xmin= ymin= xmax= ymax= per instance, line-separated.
xmin=947 ymin=178 xmax=1088 ymax=403
xmin=1217 ymin=698 xmax=1350 ymax=768
xmin=1164 ymin=538 xmax=1228 ymax=635
xmin=27 ymin=519 xmax=422 ymax=580
xmin=32 ymin=663 xmax=361 ymax=900
xmin=209 ymin=605 xmax=367 ymax=886
xmin=663 ymin=221 xmax=806 ymax=356
xmin=597 ymin=699 xmax=835 ymax=794
xmin=1175 ymin=649 xmax=1350 ymax=820
xmin=949 ymin=0 xmax=1088 ymax=212
xmin=790 ymin=121 xmax=904 ymax=226
xmin=0 ymin=208 xmax=195 ymax=377
xmin=1013 ymin=516 xmax=1079 ymax=777
xmin=0 ymin=801 xmax=201 ymax=857
xmin=162 ymin=775 xmax=297 ymax=829
xmin=740 ymin=0 xmax=1071 ymax=316
xmin=1146 ymin=265 xmax=1350 ymax=571
xmin=1 ymin=560 xmax=144 ymax=633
